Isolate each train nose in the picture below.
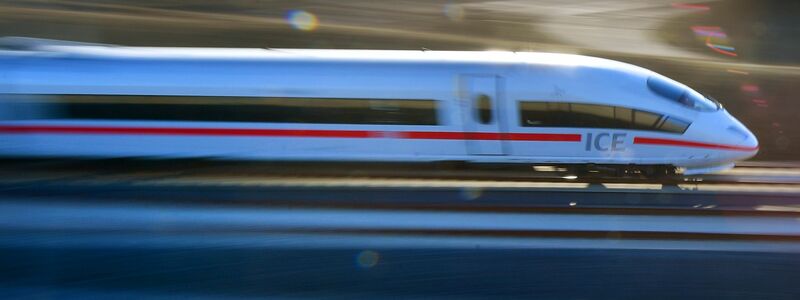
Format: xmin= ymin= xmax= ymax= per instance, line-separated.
xmin=744 ymin=129 xmax=758 ymax=150
xmin=725 ymin=119 xmax=759 ymax=158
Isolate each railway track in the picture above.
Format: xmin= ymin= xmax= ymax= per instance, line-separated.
xmin=1 ymin=159 xmax=800 ymax=186
xmin=2 ymin=159 xmax=799 ymax=299
xmin=1 ymin=159 xmax=800 ymax=214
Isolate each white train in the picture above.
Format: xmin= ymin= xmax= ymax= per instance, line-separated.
xmin=0 ymin=38 xmax=758 ymax=175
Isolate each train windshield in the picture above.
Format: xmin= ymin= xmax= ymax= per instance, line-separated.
xmin=647 ymin=75 xmax=719 ymax=112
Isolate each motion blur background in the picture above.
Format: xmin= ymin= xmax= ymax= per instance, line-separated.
xmin=2 ymin=1 xmax=800 ymax=298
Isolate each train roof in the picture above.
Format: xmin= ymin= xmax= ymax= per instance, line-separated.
xmin=0 ymin=37 xmax=651 ymax=75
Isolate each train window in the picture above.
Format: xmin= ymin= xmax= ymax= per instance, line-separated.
xmin=12 ymin=94 xmax=440 ymax=125
xmin=633 ymin=110 xmax=661 ymax=129
xmin=519 ymin=101 xmax=688 ymax=134
xmin=647 ymin=75 xmax=719 ymax=112
xmin=547 ymin=102 xmax=570 ymax=112
xmin=659 ymin=116 xmax=691 ymax=133
xmin=519 ymin=102 xmax=549 ymax=126
xmin=475 ymin=94 xmax=493 ymax=124
xmin=614 ymin=107 xmax=633 ymax=124
xmin=571 ymin=103 xmax=615 ymax=127
xmin=521 ymin=101 xmax=625 ymax=129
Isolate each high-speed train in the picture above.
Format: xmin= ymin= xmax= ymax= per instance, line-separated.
xmin=0 ymin=38 xmax=758 ymax=176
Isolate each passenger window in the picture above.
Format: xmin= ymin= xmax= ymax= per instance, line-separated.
xmin=633 ymin=110 xmax=661 ymax=129
xmin=476 ymin=94 xmax=493 ymax=124
xmin=18 ymin=94 xmax=440 ymax=125
xmin=547 ymin=102 xmax=570 ymax=112
xmin=519 ymin=101 xmax=685 ymax=134
xmin=571 ymin=103 xmax=614 ymax=127
xmin=614 ymin=107 xmax=632 ymax=125
xmin=659 ymin=117 xmax=691 ymax=133
xmin=519 ymin=101 xmax=548 ymax=126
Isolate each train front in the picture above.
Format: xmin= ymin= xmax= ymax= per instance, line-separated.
xmin=646 ymin=75 xmax=758 ymax=175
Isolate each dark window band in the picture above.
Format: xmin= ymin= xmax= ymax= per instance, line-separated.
xmin=3 ymin=94 xmax=439 ymax=125
xmin=519 ymin=101 xmax=690 ymax=134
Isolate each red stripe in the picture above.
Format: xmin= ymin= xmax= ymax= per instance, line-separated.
xmin=0 ymin=125 xmax=582 ymax=142
xmin=402 ymin=131 xmax=581 ymax=141
xmin=0 ymin=125 xmax=756 ymax=151
xmin=506 ymin=133 xmax=582 ymax=141
xmin=634 ymin=137 xmax=757 ymax=152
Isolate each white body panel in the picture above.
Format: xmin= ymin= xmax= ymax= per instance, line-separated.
xmin=0 ymin=46 xmax=759 ymax=171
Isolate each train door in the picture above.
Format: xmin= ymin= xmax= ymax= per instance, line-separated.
xmin=460 ymin=75 xmax=507 ymax=155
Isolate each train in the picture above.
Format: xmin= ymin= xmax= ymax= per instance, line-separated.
xmin=0 ymin=37 xmax=758 ymax=176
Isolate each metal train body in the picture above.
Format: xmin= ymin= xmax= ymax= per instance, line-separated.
xmin=0 ymin=41 xmax=758 ymax=175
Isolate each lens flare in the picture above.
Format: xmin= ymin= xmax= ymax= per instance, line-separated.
xmin=443 ymin=3 xmax=465 ymax=21
xmin=460 ymin=187 xmax=483 ymax=200
xmin=286 ymin=10 xmax=319 ymax=31
xmin=356 ymin=250 xmax=379 ymax=268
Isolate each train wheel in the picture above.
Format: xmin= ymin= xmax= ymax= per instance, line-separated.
xmin=612 ymin=166 xmax=625 ymax=177
xmin=664 ymin=166 xmax=677 ymax=176
xmin=643 ymin=166 xmax=655 ymax=177
xmin=649 ymin=165 xmax=676 ymax=179
xmin=564 ymin=165 xmax=582 ymax=179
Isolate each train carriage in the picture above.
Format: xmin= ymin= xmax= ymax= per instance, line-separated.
xmin=0 ymin=38 xmax=758 ymax=175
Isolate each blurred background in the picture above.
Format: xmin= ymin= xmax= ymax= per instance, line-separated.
xmin=1 ymin=0 xmax=800 ymax=298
